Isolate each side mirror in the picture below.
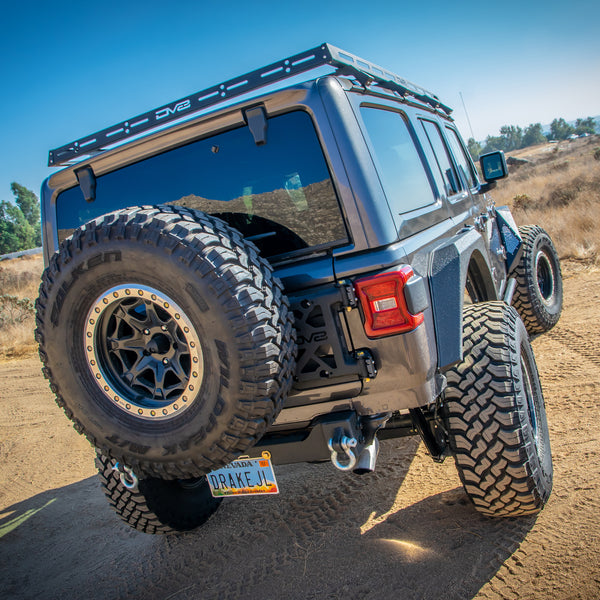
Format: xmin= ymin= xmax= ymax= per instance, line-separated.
xmin=478 ymin=151 xmax=508 ymax=193
xmin=479 ymin=151 xmax=508 ymax=183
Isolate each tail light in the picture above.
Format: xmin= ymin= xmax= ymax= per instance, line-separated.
xmin=354 ymin=266 xmax=424 ymax=338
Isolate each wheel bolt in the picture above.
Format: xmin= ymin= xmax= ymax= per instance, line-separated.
xmin=163 ymin=358 xmax=169 ymax=365
xmin=161 ymin=325 xmax=167 ymax=331
xmin=144 ymin=329 xmax=150 ymax=335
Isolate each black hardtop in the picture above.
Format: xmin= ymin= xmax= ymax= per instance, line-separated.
xmin=48 ymin=43 xmax=452 ymax=167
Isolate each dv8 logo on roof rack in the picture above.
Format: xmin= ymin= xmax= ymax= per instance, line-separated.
xmin=156 ymin=100 xmax=192 ymax=120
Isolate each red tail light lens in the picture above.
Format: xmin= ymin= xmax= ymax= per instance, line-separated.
xmin=354 ymin=267 xmax=424 ymax=338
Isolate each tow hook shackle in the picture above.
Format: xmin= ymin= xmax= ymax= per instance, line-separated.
xmin=112 ymin=462 xmax=139 ymax=491
xmin=328 ymin=428 xmax=358 ymax=471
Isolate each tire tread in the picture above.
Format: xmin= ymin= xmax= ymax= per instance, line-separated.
xmin=444 ymin=302 xmax=552 ymax=517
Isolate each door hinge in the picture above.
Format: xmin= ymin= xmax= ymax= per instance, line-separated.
xmin=337 ymin=279 xmax=358 ymax=312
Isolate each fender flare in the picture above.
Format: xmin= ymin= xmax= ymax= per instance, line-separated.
xmin=428 ymin=228 xmax=497 ymax=369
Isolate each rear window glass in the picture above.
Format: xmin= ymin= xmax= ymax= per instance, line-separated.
xmin=56 ymin=111 xmax=347 ymax=260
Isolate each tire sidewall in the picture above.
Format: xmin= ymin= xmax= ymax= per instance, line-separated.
xmin=530 ymin=233 xmax=562 ymax=319
xmin=513 ymin=315 xmax=553 ymax=490
xmin=514 ymin=226 xmax=563 ymax=334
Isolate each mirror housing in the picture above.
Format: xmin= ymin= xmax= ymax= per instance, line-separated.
xmin=478 ymin=151 xmax=509 ymax=193
xmin=479 ymin=151 xmax=508 ymax=183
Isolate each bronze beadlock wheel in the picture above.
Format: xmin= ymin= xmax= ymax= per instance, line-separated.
xmin=534 ymin=249 xmax=556 ymax=307
xmin=84 ymin=284 xmax=203 ymax=420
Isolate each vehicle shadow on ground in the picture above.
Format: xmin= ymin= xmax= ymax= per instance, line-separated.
xmin=0 ymin=439 xmax=536 ymax=600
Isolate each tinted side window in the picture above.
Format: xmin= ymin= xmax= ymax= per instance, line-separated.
xmin=420 ymin=119 xmax=461 ymax=196
xmin=360 ymin=106 xmax=435 ymax=215
xmin=56 ymin=111 xmax=347 ymax=260
xmin=445 ymin=127 xmax=477 ymax=189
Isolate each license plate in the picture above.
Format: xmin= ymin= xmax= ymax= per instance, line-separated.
xmin=206 ymin=451 xmax=279 ymax=497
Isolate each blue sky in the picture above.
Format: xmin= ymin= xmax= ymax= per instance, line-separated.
xmin=1 ymin=0 xmax=598 ymax=202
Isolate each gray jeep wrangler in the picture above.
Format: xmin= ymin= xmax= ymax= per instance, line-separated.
xmin=37 ymin=44 xmax=563 ymax=534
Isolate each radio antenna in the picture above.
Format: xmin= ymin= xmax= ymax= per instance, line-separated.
xmin=459 ymin=92 xmax=475 ymax=140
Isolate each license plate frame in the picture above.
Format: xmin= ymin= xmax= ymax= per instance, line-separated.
xmin=206 ymin=451 xmax=279 ymax=498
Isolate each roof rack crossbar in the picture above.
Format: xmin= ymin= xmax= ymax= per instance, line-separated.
xmin=48 ymin=43 xmax=451 ymax=167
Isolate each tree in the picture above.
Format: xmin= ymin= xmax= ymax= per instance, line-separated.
xmin=482 ymin=134 xmax=507 ymax=154
xmin=522 ymin=123 xmax=546 ymax=147
xmin=0 ymin=183 xmax=41 ymax=255
xmin=467 ymin=137 xmax=482 ymax=160
xmin=475 ymin=114 xmax=595 ymax=159
xmin=574 ymin=117 xmax=596 ymax=135
xmin=550 ymin=118 xmax=574 ymax=141
xmin=499 ymin=125 xmax=523 ymax=151
xmin=11 ymin=183 xmax=40 ymax=227
xmin=481 ymin=125 xmax=523 ymax=154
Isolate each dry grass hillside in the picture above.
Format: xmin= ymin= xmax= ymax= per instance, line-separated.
xmin=0 ymin=254 xmax=41 ymax=360
xmin=493 ymin=135 xmax=600 ymax=265
xmin=1 ymin=135 xmax=598 ymax=361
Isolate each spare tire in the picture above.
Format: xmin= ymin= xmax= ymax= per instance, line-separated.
xmin=36 ymin=206 xmax=296 ymax=479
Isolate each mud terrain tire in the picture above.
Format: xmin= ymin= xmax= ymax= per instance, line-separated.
xmin=36 ymin=206 xmax=296 ymax=479
xmin=96 ymin=452 xmax=221 ymax=533
xmin=443 ymin=302 xmax=553 ymax=516
xmin=511 ymin=225 xmax=562 ymax=335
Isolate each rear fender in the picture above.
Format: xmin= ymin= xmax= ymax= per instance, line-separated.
xmin=429 ymin=228 xmax=497 ymax=369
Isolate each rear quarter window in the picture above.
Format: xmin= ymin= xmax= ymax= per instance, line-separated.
xmin=360 ymin=106 xmax=436 ymax=216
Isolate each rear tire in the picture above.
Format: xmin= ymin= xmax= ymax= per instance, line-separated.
xmin=511 ymin=225 xmax=562 ymax=335
xmin=96 ymin=452 xmax=221 ymax=534
xmin=443 ymin=302 xmax=553 ymax=517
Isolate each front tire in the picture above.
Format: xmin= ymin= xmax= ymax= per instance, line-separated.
xmin=443 ymin=302 xmax=553 ymax=517
xmin=511 ymin=225 xmax=562 ymax=335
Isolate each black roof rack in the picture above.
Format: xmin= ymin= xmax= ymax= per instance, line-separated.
xmin=48 ymin=43 xmax=452 ymax=167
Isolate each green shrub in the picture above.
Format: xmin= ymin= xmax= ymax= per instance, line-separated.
xmin=0 ymin=295 xmax=35 ymax=329
xmin=513 ymin=194 xmax=533 ymax=209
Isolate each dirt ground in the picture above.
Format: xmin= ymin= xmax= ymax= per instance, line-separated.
xmin=1 ymin=261 xmax=599 ymax=600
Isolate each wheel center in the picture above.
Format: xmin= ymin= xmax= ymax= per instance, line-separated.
xmin=147 ymin=333 xmax=171 ymax=355
xmin=536 ymin=252 xmax=554 ymax=303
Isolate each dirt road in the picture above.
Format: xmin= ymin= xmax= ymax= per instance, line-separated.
xmin=1 ymin=261 xmax=599 ymax=600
